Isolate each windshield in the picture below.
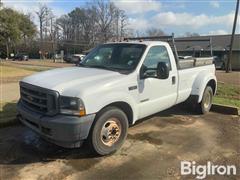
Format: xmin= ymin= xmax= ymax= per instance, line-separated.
xmin=80 ymin=43 xmax=146 ymax=72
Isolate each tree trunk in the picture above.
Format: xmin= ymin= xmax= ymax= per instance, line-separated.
xmin=6 ymin=42 xmax=9 ymax=59
xmin=40 ymin=19 xmax=43 ymax=60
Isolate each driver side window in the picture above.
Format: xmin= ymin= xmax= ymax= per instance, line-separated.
xmin=143 ymin=46 xmax=171 ymax=70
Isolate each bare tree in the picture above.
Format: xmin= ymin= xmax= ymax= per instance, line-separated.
xmin=94 ymin=0 xmax=118 ymax=42
xmin=56 ymin=15 xmax=71 ymax=41
xmin=119 ymin=10 xmax=128 ymax=39
xmin=146 ymin=28 xmax=165 ymax=36
xmin=36 ymin=4 xmax=50 ymax=59
xmin=55 ymin=0 xmax=129 ymax=52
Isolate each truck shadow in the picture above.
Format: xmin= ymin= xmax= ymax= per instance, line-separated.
xmin=0 ymin=103 xmax=197 ymax=166
xmin=132 ymin=103 xmax=198 ymax=126
xmin=0 ymin=102 xmax=19 ymax=128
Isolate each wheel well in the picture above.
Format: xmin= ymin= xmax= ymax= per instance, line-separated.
xmin=207 ymin=79 xmax=216 ymax=95
xmin=100 ymin=102 xmax=134 ymax=125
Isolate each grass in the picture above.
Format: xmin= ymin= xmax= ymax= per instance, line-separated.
xmin=213 ymin=97 xmax=240 ymax=108
xmin=0 ymin=62 xmax=54 ymax=83
xmin=0 ymin=65 xmax=36 ymax=77
xmin=213 ymin=83 xmax=240 ymax=108
xmin=0 ymin=62 xmax=52 ymax=76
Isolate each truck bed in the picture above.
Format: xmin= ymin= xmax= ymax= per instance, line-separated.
xmin=178 ymin=57 xmax=213 ymax=69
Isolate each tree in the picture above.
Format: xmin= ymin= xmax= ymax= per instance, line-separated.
xmin=93 ymin=0 xmax=118 ymax=42
xmin=19 ymin=14 xmax=36 ymax=41
xmin=0 ymin=1 xmax=3 ymax=9
xmin=0 ymin=8 xmax=36 ymax=58
xmin=36 ymin=4 xmax=51 ymax=59
xmin=119 ymin=10 xmax=128 ymax=39
xmin=56 ymin=0 xmax=128 ymax=52
xmin=145 ymin=28 xmax=165 ymax=36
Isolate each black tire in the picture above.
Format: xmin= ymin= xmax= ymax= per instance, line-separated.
xmin=197 ymin=86 xmax=213 ymax=114
xmin=88 ymin=106 xmax=128 ymax=155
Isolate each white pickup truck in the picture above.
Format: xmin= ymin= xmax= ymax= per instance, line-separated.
xmin=17 ymin=36 xmax=217 ymax=155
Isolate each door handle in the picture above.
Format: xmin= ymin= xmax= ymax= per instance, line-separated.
xmin=172 ymin=76 xmax=176 ymax=85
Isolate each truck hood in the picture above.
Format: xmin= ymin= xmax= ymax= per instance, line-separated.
xmin=22 ymin=67 xmax=123 ymax=96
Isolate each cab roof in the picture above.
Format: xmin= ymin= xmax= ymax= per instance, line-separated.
xmin=105 ymin=41 xmax=169 ymax=47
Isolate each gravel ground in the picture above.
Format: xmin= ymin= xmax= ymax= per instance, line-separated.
xmin=0 ymin=106 xmax=239 ymax=180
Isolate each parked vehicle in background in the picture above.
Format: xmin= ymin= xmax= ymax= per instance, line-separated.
xmin=63 ymin=54 xmax=73 ymax=63
xmin=213 ymin=56 xmax=225 ymax=70
xmin=13 ymin=53 xmax=29 ymax=61
xmin=72 ymin=54 xmax=85 ymax=63
xmin=17 ymin=35 xmax=217 ymax=156
xmin=63 ymin=54 xmax=85 ymax=64
xmin=54 ymin=54 xmax=62 ymax=60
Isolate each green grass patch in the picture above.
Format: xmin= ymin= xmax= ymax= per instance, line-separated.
xmin=213 ymin=97 xmax=240 ymax=108
xmin=214 ymin=83 xmax=240 ymax=108
xmin=216 ymin=83 xmax=239 ymax=99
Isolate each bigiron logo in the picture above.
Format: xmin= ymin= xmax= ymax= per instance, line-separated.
xmin=181 ymin=161 xmax=237 ymax=179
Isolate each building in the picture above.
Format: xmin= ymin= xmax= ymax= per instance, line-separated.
xmin=175 ymin=34 xmax=240 ymax=70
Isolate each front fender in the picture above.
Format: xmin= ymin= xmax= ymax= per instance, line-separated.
xmin=84 ymin=91 xmax=138 ymax=122
xmin=191 ymin=71 xmax=217 ymax=103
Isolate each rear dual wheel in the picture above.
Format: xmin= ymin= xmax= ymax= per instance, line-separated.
xmin=197 ymin=86 xmax=213 ymax=114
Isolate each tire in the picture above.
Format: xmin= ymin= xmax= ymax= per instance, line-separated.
xmin=197 ymin=86 xmax=213 ymax=114
xmin=88 ymin=106 xmax=129 ymax=155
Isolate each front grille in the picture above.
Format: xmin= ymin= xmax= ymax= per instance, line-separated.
xmin=20 ymin=82 xmax=59 ymax=115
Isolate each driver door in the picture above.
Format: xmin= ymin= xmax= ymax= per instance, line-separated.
xmin=138 ymin=46 xmax=178 ymax=118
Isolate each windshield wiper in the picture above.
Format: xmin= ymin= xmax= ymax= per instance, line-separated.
xmin=78 ymin=63 xmax=130 ymax=74
xmin=88 ymin=65 xmax=120 ymax=72
xmin=79 ymin=63 xmax=120 ymax=72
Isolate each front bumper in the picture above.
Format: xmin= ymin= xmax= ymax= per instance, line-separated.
xmin=17 ymin=101 xmax=95 ymax=148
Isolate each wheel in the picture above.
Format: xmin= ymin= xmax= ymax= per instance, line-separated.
xmin=197 ymin=86 xmax=213 ymax=114
xmin=88 ymin=106 xmax=128 ymax=155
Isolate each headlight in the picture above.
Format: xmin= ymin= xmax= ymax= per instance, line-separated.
xmin=60 ymin=96 xmax=85 ymax=116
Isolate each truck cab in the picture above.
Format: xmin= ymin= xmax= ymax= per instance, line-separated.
xmin=17 ymin=37 xmax=217 ymax=155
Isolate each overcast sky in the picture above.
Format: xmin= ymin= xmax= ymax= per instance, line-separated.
xmin=2 ymin=0 xmax=240 ymax=36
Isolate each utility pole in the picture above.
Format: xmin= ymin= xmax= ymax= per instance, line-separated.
xmin=226 ymin=0 xmax=239 ymax=73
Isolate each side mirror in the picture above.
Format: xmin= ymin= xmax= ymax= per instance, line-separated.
xmin=156 ymin=62 xmax=169 ymax=79
xmin=140 ymin=62 xmax=169 ymax=79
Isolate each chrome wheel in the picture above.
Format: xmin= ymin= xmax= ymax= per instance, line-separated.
xmin=203 ymin=90 xmax=211 ymax=109
xmin=100 ymin=118 xmax=122 ymax=147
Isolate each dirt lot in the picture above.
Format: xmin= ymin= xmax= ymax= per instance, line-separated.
xmin=0 ymin=106 xmax=239 ymax=180
xmin=216 ymin=71 xmax=240 ymax=86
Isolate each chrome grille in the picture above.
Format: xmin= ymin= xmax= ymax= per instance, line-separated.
xmin=20 ymin=82 xmax=59 ymax=115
